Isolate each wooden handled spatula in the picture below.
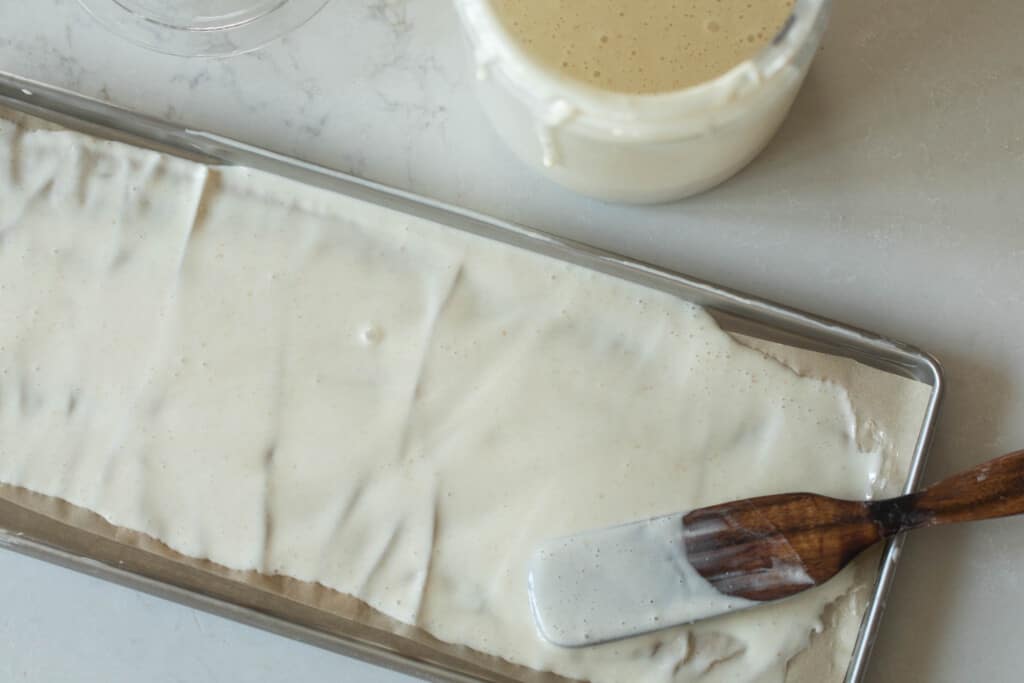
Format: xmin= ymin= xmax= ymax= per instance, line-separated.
xmin=528 ymin=449 xmax=1024 ymax=647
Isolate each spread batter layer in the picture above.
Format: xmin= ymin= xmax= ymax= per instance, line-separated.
xmin=0 ymin=119 xmax=920 ymax=683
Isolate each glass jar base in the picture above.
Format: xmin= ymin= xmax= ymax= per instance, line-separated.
xmin=76 ymin=0 xmax=330 ymax=57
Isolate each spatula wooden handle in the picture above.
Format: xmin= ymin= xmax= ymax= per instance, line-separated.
xmin=675 ymin=448 xmax=1024 ymax=607
xmin=872 ymin=449 xmax=1024 ymax=535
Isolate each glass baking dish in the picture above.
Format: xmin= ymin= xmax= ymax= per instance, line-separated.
xmin=0 ymin=70 xmax=943 ymax=683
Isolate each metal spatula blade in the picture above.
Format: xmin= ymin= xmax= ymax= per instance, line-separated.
xmin=527 ymin=512 xmax=757 ymax=647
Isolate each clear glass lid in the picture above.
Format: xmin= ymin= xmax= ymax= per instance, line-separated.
xmin=76 ymin=0 xmax=331 ymax=57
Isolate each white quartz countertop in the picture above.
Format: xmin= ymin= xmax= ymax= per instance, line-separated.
xmin=1 ymin=1 xmax=1022 ymax=682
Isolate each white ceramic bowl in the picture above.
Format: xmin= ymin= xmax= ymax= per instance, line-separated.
xmin=454 ymin=0 xmax=832 ymax=203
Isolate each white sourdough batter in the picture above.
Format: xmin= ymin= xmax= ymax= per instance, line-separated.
xmin=2 ymin=121 xmax=895 ymax=682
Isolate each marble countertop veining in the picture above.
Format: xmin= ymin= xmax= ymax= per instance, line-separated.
xmin=1 ymin=1 xmax=1023 ymax=682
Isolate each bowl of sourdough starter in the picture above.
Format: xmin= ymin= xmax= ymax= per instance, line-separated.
xmin=454 ymin=0 xmax=831 ymax=203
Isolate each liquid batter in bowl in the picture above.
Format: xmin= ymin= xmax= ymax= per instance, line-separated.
xmin=492 ymin=0 xmax=796 ymax=94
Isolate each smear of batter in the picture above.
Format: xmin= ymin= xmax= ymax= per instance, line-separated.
xmin=0 ymin=121 xmax=882 ymax=683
